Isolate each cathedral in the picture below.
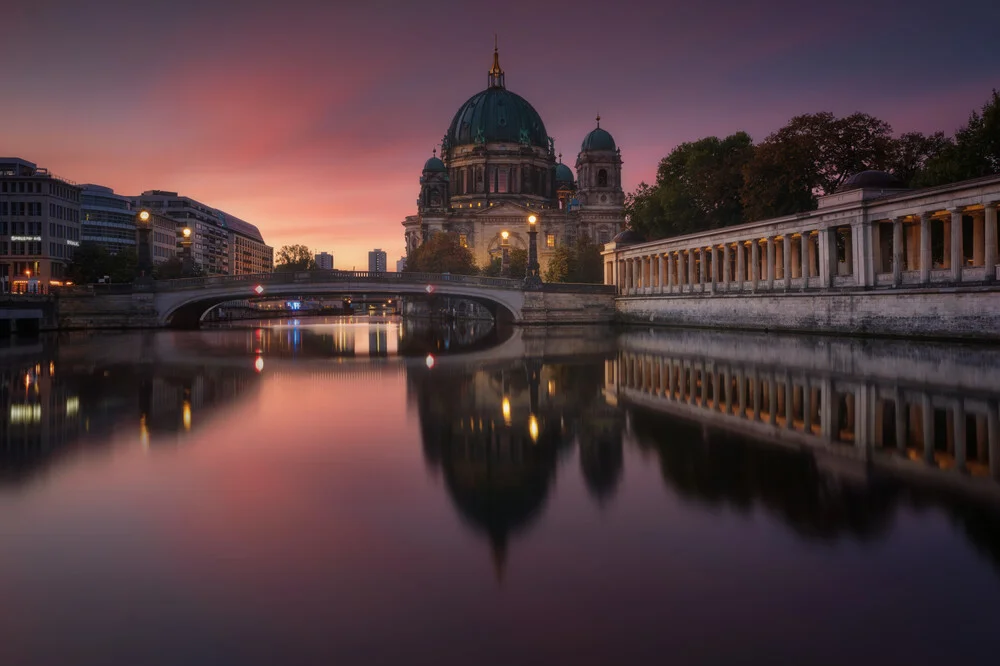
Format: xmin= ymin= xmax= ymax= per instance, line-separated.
xmin=402 ymin=47 xmax=625 ymax=274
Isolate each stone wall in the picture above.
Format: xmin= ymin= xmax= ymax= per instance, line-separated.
xmin=617 ymin=286 xmax=1000 ymax=340
xmin=520 ymin=287 xmax=616 ymax=325
xmin=55 ymin=292 xmax=160 ymax=330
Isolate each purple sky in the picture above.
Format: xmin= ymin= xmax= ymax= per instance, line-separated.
xmin=2 ymin=0 xmax=997 ymax=268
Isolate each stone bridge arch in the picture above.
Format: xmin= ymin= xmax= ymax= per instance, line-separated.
xmin=152 ymin=273 xmax=527 ymax=329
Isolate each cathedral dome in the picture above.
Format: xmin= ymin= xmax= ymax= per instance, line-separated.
xmin=837 ymin=170 xmax=905 ymax=192
xmin=447 ymin=88 xmax=548 ymax=149
xmin=555 ymin=162 xmax=574 ymax=184
xmin=423 ymin=155 xmax=446 ymax=172
xmin=581 ymin=117 xmax=617 ymax=152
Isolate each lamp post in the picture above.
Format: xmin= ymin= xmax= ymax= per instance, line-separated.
xmin=524 ymin=214 xmax=541 ymax=288
xmin=180 ymin=227 xmax=194 ymax=277
xmin=135 ymin=210 xmax=153 ymax=284
xmin=501 ymin=230 xmax=510 ymax=277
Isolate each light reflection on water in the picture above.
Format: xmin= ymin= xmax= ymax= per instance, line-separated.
xmin=1 ymin=318 xmax=1000 ymax=665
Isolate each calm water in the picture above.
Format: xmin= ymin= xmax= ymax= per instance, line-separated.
xmin=2 ymin=318 xmax=1000 ymax=665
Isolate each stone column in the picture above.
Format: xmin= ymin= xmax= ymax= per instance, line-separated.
xmin=667 ymin=252 xmax=675 ymax=292
xmin=751 ymin=240 xmax=760 ymax=292
xmin=818 ymin=228 xmax=835 ymax=288
xmin=920 ymin=212 xmax=932 ymax=284
xmin=783 ymin=235 xmax=792 ymax=291
xmin=950 ymin=207 xmax=964 ymax=282
xmin=737 ymin=242 xmax=746 ymax=291
xmin=801 ymin=233 xmax=810 ymax=289
xmin=677 ymin=252 xmax=686 ymax=292
xmin=892 ymin=217 xmax=904 ymax=287
xmin=722 ymin=244 xmax=731 ymax=290
xmin=766 ymin=237 xmax=775 ymax=290
xmin=709 ymin=247 xmax=718 ymax=294
xmin=699 ymin=248 xmax=707 ymax=293
xmin=612 ymin=257 xmax=619 ymax=291
xmin=986 ymin=202 xmax=998 ymax=281
xmin=658 ymin=254 xmax=666 ymax=293
xmin=688 ymin=250 xmax=697 ymax=293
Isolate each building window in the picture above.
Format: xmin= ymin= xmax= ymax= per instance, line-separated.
xmin=598 ymin=169 xmax=608 ymax=187
xmin=546 ymin=234 xmax=555 ymax=248
xmin=498 ymin=168 xmax=508 ymax=193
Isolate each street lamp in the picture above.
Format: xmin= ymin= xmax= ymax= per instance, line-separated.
xmin=180 ymin=227 xmax=194 ymax=277
xmin=524 ymin=214 xmax=541 ymax=287
xmin=500 ymin=230 xmax=510 ymax=276
xmin=135 ymin=210 xmax=153 ymax=282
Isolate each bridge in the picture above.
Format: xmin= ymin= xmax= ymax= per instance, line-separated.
xmin=52 ymin=270 xmax=616 ymax=330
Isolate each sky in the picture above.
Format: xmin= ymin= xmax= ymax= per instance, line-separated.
xmin=2 ymin=0 xmax=998 ymax=269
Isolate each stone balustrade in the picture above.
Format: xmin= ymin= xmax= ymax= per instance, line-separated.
xmin=603 ymin=175 xmax=1000 ymax=296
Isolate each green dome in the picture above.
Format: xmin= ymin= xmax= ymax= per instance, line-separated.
xmin=582 ymin=126 xmax=616 ymax=152
xmin=423 ymin=155 xmax=446 ymax=172
xmin=447 ymin=88 xmax=548 ymax=149
xmin=555 ymin=163 xmax=574 ymax=184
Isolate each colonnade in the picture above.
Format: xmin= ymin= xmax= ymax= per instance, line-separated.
xmin=606 ymin=198 xmax=999 ymax=295
xmin=608 ymin=350 xmax=1000 ymax=480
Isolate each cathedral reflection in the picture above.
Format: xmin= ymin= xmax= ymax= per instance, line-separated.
xmin=409 ymin=354 xmax=620 ymax=575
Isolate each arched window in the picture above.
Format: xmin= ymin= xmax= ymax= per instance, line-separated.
xmin=598 ymin=169 xmax=608 ymax=187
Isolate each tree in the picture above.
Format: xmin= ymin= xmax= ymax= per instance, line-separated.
xmin=918 ymin=90 xmax=1000 ymax=186
xmin=274 ymin=244 xmax=315 ymax=271
xmin=626 ymin=133 xmax=754 ymax=240
xmin=65 ymin=244 xmax=138 ymax=284
xmin=888 ymin=131 xmax=953 ymax=187
xmin=741 ymin=112 xmax=895 ymax=220
xmin=543 ymin=236 xmax=604 ymax=283
xmin=404 ymin=232 xmax=478 ymax=275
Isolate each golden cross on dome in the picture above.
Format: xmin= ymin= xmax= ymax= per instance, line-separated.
xmin=596 ymin=114 xmax=601 ymax=128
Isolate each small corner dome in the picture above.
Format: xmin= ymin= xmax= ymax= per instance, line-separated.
xmin=423 ymin=155 xmax=446 ymax=172
xmin=611 ymin=229 xmax=644 ymax=245
xmin=555 ymin=163 xmax=574 ymax=184
xmin=582 ymin=127 xmax=616 ymax=152
xmin=838 ymin=170 xmax=905 ymax=192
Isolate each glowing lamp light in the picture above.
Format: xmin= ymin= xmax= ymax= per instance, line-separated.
xmin=425 ymin=354 xmax=435 ymax=369
xmin=254 ymin=356 xmax=264 ymax=373
xmin=528 ymin=214 xmax=537 ymax=225
xmin=254 ymin=285 xmax=264 ymax=295
xmin=182 ymin=227 xmax=192 ymax=238
xmin=182 ymin=400 xmax=192 ymax=431
xmin=501 ymin=230 xmax=509 ymax=240
xmin=529 ymin=414 xmax=539 ymax=442
xmin=138 ymin=210 xmax=150 ymax=222
xmin=502 ymin=397 xmax=511 ymax=426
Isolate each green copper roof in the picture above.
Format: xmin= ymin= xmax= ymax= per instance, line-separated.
xmin=423 ymin=155 xmax=446 ymax=172
xmin=555 ymin=162 xmax=574 ymax=183
xmin=447 ymin=88 xmax=548 ymax=149
xmin=581 ymin=126 xmax=616 ymax=152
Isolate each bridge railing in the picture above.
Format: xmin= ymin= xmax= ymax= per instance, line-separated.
xmin=151 ymin=270 xmax=523 ymax=291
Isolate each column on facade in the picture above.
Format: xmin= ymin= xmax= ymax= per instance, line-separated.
xmin=986 ymin=202 xmax=998 ymax=281
xmin=751 ymin=240 xmax=760 ymax=292
xmin=688 ymin=250 xmax=697 ymax=293
xmin=781 ymin=233 xmax=792 ymax=291
xmin=800 ymin=233 xmax=810 ymax=289
xmin=765 ymin=238 xmax=775 ymax=290
xmin=722 ymin=243 xmax=731 ymax=291
xmin=677 ymin=251 xmax=686 ymax=292
xmin=699 ymin=248 xmax=707 ymax=293
xmin=950 ymin=208 xmax=964 ymax=282
xmin=892 ymin=216 xmax=904 ymax=287
xmin=658 ymin=253 xmax=666 ymax=293
xmin=736 ymin=242 xmax=746 ymax=291
xmin=667 ymin=252 xmax=675 ymax=293
xmin=920 ymin=212 xmax=932 ymax=283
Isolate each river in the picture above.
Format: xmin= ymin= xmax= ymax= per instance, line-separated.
xmin=1 ymin=318 xmax=999 ymax=665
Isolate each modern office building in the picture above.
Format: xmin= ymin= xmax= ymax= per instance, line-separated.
xmin=0 ymin=157 xmax=81 ymax=291
xmin=80 ymin=184 xmax=136 ymax=256
xmin=316 ymin=251 xmax=334 ymax=270
xmin=396 ymin=256 xmax=406 ymax=272
xmin=131 ymin=191 xmax=272 ymax=275
xmin=368 ymin=248 xmax=387 ymax=273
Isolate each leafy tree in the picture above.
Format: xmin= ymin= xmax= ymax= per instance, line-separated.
xmin=274 ymin=244 xmax=315 ymax=271
xmin=626 ymin=133 xmax=754 ymax=240
xmin=65 ymin=244 xmax=138 ymax=284
xmin=543 ymin=236 xmax=604 ymax=283
xmin=741 ymin=112 xmax=895 ymax=220
xmin=918 ymin=90 xmax=1000 ymax=186
xmin=404 ymin=232 xmax=478 ymax=275
xmin=887 ymin=131 xmax=953 ymax=187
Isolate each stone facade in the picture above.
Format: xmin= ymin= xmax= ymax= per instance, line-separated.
xmin=605 ymin=173 xmax=1000 ymax=338
xmin=402 ymin=48 xmax=624 ymax=274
